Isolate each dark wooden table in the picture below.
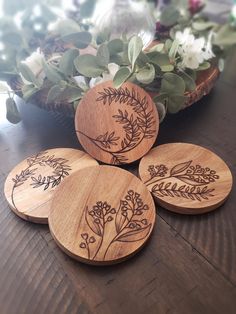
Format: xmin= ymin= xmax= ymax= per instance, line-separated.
xmin=1 ymin=50 xmax=236 ymax=314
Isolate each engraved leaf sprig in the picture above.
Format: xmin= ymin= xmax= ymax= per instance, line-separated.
xmin=152 ymin=182 xmax=215 ymax=201
xmin=77 ymin=87 xmax=156 ymax=165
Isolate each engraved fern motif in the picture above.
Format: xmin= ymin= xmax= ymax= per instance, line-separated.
xmin=76 ymin=87 xmax=156 ymax=165
xmin=10 ymin=151 xmax=72 ymax=210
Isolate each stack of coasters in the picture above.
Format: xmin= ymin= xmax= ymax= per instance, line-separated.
xmin=4 ymin=81 xmax=233 ymax=266
xmin=139 ymin=143 xmax=233 ymax=214
xmin=4 ymin=148 xmax=98 ymax=223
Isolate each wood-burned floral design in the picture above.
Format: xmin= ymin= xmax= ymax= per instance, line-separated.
xmin=77 ymin=87 xmax=156 ymax=164
xmin=11 ymin=151 xmax=71 ymax=210
xmin=145 ymin=160 xmax=220 ymax=201
xmin=79 ymin=190 xmax=152 ymax=261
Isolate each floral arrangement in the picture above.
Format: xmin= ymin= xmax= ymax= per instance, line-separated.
xmin=1 ymin=0 xmax=236 ymax=123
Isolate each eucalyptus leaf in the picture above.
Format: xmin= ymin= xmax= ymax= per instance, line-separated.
xmin=59 ymin=49 xmax=80 ymax=76
xmin=149 ymin=43 xmax=164 ymax=53
xmin=155 ymin=101 xmax=167 ymax=122
xmin=96 ymin=28 xmax=111 ymax=44
xmin=161 ymin=72 xmax=185 ymax=94
xmin=169 ymin=39 xmax=179 ymax=59
xmin=160 ymin=5 xmax=180 ymax=27
xmin=136 ymin=64 xmax=155 ymax=84
xmin=110 ymin=54 xmax=124 ymax=66
xmin=218 ymin=59 xmax=224 ymax=72
xmin=165 ymin=39 xmax=173 ymax=51
xmin=128 ymin=36 xmax=143 ymax=70
xmin=113 ymin=67 xmax=131 ymax=88
xmin=147 ymin=51 xmax=172 ymax=70
xmin=22 ymin=84 xmax=39 ymax=101
xmin=43 ymin=60 xmax=63 ymax=83
xmin=136 ymin=52 xmax=150 ymax=68
xmin=213 ymin=24 xmax=236 ymax=47
xmin=18 ymin=63 xmax=41 ymax=87
xmin=178 ymin=71 xmax=196 ymax=91
xmin=168 ymin=95 xmax=187 ymax=113
xmin=74 ymin=55 xmax=105 ymax=77
xmin=153 ymin=93 xmax=168 ymax=103
xmin=108 ymin=39 xmax=124 ymax=55
xmin=47 ymin=85 xmax=62 ymax=103
xmin=197 ymin=62 xmax=210 ymax=71
xmin=192 ymin=21 xmax=216 ymax=31
xmin=62 ymin=32 xmax=92 ymax=49
xmin=54 ymin=19 xmax=81 ymax=37
xmin=80 ymin=0 xmax=96 ymax=18
xmin=6 ymin=97 xmax=21 ymax=124
xmin=60 ymin=87 xmax=83 ymax=103
xmin=161 ymin=64 xmax=174 ymax=72
xmin=97 ymin=44 xmax=110 ymax=67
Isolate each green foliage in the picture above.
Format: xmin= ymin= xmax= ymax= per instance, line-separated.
xmin=18 ymin=63 xmax=42 ymax=87
xmin=97 ymin=44 xmax=110 ymax=67
xmin=213 ymin=24 xmax=236 ymax=48
xmin=160 ymin=5 xmax=180 ymax=27
xmin=59 ymin=49 xmax=80 ymax=77
xmin=6 ymin=97 xmax=21 ymax=124
xmin=147 ymin=51 xmax=174 ymax=72
xmin=108 ymin=39 xmax=124 ymax=55
xmin=74 ymin=55 xmax=106 ymax=77
xmin=128 ymin=36 xmax=143 ymax=70
xmin=43 ymin=60 xmax=64 ymax=84
xmin=161 ymin=73 xmax=185 ymax=94
xmin=197 ymin=62 xmax=211 ymax=71
xmin=113 ymin=67 xmax=131 ymax=88
xmin=22 ymin=84 xmax=39 ymax=101
xmin=178 ymin=71 xmax=196 ymax=91
xmin=80 ymin=0 xmax=96 ymax=18
xmin=62 ymin=32 xmax=92 ymax=49
xmin=54 ymin=19 xmax=81 ymax=37
xmin=160 ymin=73 xmax=187 ymax=113
xmin=136 ymin=64 xmax=155 ymax=84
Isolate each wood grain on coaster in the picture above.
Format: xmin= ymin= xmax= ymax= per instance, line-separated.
xmin=4 ymin=148 xmax=98 ymax=224
xmin=75 ymin=81 xmax=159 ymax=165
xmin=49 ymin=165 xmax=156 ymax=265
xmin=139 ymin=143 xmax=233 ymax=214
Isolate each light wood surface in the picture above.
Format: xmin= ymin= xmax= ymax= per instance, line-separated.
xmin=139 ymin=143 xmax=233 ymax=214
xmin=49 ymin=165 xmax=156 ymax=265
xmin=75 ymin=81 xmax=159 ymax=165
xmin=4 ymin=148 xmax=98 ymax=224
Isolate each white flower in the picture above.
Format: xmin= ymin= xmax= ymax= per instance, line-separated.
xmin=89 ymin=63 xmax=120 ymax=88
xmin=21 ymin=50 xmax=45 ymax=85
xmin=175 ymin=28 xmax=214 ymax=70
xmin=176 ymin=28 xmax=193 ymax=45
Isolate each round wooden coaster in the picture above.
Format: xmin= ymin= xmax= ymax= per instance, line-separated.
xmin=139 ymin=143 xmax=233 ymax=214
xmin=4 ymin=148 xmax=99 ymax=224
xmin=75 ymin=81 xmax=159 ymax=165
xmin=48 ymin=165 xmax=156 ymax=265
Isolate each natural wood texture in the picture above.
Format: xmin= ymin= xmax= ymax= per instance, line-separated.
xmin=139 ymin=143 xmax=232 ymax=214
xmin=4 ymin=148 xmax=98 ymax=224
xmin=0 ymin=43 xmax=236 ymax=313
xmin=49 ymin=166 xmax=156 ymax=265
xmin=75 ymin=81 xmax=159 ymax=165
